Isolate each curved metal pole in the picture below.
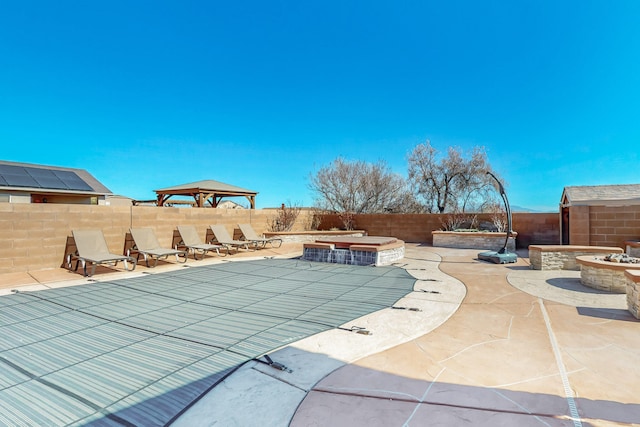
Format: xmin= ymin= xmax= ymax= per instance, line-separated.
xmin=486 ymin=171 xmax=512 ymax=254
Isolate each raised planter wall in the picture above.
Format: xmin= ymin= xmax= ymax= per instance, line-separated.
xmin=529 ymin=245 xmax=624 ymax=271
xmin=432 ymin=231 xmax=516 ymax=251
xmin=626 ymin=270 xmax=640 ymax=319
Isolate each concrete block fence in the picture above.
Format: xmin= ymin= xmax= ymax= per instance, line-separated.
xmin=0 ymin=205 xmax=561 ymax=275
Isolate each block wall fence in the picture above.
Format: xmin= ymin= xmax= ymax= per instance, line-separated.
xmin=0 ymin=204 xmax=313 ymax=275
xmin=586 ymin=205 xmax=640 ymax=248
xmin=317 ymin=212 xmax=559 ymax=248
xmin=8 ymin=203 xmax=637 ymax=276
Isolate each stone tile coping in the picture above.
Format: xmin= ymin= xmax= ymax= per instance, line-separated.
xmin=348 ymin=240 xmax=405 ymax=252
xmin=575 ymin=255 xmax=640 ymax=272
xmin=626 ymin=269 xmax=640 ymax=283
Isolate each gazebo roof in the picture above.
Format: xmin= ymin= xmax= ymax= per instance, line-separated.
xmin=154 ymin=180 xmax=257 ymax=208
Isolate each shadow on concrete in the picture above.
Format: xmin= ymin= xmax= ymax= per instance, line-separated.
xmin=576 ymin=306 xmax=639 ymax=322
xmin=545 ymin=277 xmax=608 ymax=294
xmin=288 ymin=357 xmax=640 ymax=426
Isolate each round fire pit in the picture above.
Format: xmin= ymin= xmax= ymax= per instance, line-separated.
xmin=576 ymin=254 xmax=640 ymax=293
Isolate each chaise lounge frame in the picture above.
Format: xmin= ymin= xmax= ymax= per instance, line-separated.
xmin=176 ymin=225 xmax=228 ymax=260
xmin=128 ymin=228 xmax=188 ymax=267
xmin=237 ymin=223 xmax=283 ymax=249
xmin=68 ymin=229 xmax=137 ymax=277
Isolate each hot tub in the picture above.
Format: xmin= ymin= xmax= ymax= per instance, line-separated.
xmin=302 ymin=236 xmax=405 ymax=266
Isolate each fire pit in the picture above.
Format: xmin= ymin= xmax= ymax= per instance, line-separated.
xmin=576 ymin=254 xmax=640 ymax=293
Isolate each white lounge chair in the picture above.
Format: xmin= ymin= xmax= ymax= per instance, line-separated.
xmin=69 ymin=229 xmax=137 ymax=277
xmin=238 ymin=223 xmax=283 ymax=248
xmin=128 ymin=228 xmax=188 ymax=267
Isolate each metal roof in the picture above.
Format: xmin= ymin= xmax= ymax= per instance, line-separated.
xmin=0 ymin=160 xmax=112 ymax=196
xmin=561 ymin=184 xmax=640 ymax=206
xmin=0 ymin=258 xmax=415 ymax=426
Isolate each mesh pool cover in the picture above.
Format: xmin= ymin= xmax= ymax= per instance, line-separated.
xmin=0 ymin=258 xmax=415 ymax=426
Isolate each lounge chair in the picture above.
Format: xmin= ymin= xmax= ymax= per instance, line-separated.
xmin=238 ymin=223 xmax=283 ymax=248
xmin=128 ymin=228 xmax=188 ymax=267
xmin=176 ymin=225 xmax=227 ymax=260
xmin=68 ymin=229 xmax=137 ymax=277
xmin=209 ymin=224 xmax=255 ymax=252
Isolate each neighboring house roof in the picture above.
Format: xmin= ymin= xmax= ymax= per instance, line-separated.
xmin=561 ymin=184 xmax=640 ymax=206
xmin=0 ymin=160 xmax=112 ymax=195
xmin=154 ymin=180 xmax=257 ymax=208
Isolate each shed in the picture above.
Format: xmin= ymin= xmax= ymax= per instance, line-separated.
xmin=155 ymin=180 xmax=257 ymax=209
xmin=559 ymin=184 xmax=640 ymax=246
xmin=0 ymin=160 xmax=112 ymax=204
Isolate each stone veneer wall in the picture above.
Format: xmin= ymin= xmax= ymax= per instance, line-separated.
xmin=579 ymin=263 xmax=629 ymax=294
xmin=626 ymin=270 xmax=640 ymax=319
xmin=528 ymin=246 xmax=624 ymax=270
xmin=432 ymin=231 xmax=516 ymax=251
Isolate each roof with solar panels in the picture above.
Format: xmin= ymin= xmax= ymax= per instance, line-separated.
xmin=0 ymin=160 xmax=111 ymax=197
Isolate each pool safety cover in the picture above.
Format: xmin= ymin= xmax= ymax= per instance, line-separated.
xmin=0 ymin=258 xmax=415 ymax=426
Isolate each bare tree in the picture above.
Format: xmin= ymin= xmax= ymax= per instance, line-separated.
xmin=309 ymin=158 xmax=416 ymax=227
xmin=267 ymin=201 xmax=301 ymax=232
xmin=407 ymin=141 xmax=502 ymax=213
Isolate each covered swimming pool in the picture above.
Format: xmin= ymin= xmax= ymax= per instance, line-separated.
xmin=0 ymin=258 xmax=416 ymax=426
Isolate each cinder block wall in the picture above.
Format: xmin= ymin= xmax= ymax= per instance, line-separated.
xmin=0 ymin=205 xmax=567 ymax=274
xmin=569 ymin=205 xmax=591 ymax=246
xmin=0 ymin=204 xmax=313 ymax=275
xmin=512 ymin=212 xmax=560 ymax=247
xmin=588 ymin=205 xmax=640 ymax=248
xmin=318 ymin=212 xmax=560 ymax=246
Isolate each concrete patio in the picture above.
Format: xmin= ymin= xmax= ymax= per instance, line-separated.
xmin=1 ymin=243 xmax=638 ymax=426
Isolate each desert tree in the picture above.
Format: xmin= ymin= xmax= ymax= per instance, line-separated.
xmin=267 ymin=201 xmax=301 ymax=232
xmin=309 ymin=158 xmax=416 ymax=228
xmin=407 ymin=141 xmax=502 ymax=213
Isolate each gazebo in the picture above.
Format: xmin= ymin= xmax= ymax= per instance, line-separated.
xmin=155 ymin=180 xmax=257 ymax=209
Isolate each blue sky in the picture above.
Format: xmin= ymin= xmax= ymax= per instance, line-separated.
xmin=1 ymin=1 xmax=639 ymax=211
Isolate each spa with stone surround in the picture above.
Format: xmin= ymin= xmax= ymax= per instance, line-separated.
xmin=302 ymin=236 xmax=405 ymax=266
xmin=576 ymin=254 xmax=640 ymax=294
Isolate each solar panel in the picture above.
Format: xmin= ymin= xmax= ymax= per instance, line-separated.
xmin=53 ymin=170 xmax=94 ymax=191
xmin=0 ymin=165 xmax=95 ymax=192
